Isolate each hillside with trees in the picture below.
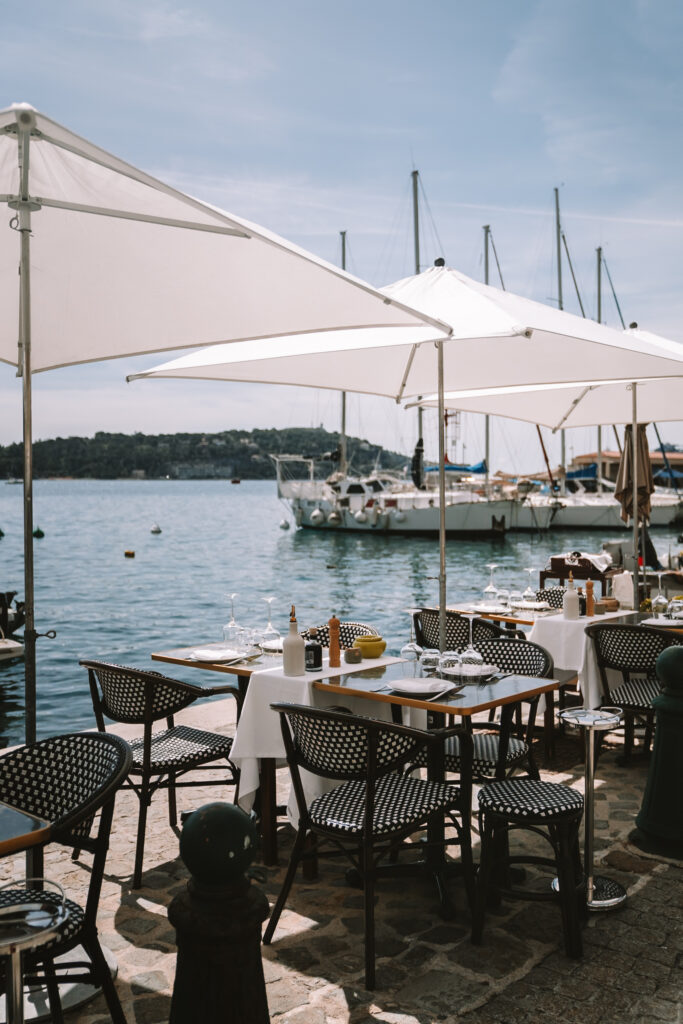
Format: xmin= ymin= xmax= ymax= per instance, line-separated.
xmin=0 ymin=428 xmax=410 ymax=481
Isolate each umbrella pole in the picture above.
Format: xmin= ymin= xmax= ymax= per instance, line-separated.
xmin=437 ymin=341 xmax=447 ymax=652
xmin=632 ymin=383 xmax=639 ymax=611
xmin=13 ymin=112 xmax=37 ymax=746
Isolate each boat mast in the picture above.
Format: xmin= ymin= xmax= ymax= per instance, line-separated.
xmin=339 ymin=230 xmax=348 ymax=476
xmin=555 ymin=187 xmax=566 ymax=496
xmin=412 ymin=170 xmax=424 ymax=443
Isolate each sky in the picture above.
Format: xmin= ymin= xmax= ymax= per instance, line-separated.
xmin=1 ymin=0 xmax=683 ymax=475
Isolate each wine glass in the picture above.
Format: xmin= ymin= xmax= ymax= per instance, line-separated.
xmin=522 ymin=567 xmax=536 ymax=602
xmin=222 ymin=593 xmax=241 ymax=648
xmin=483 ymin=563 xmax=499 ymax=604
xmin=651 ymin=572 xmax=668 ymax=618
xmin=459 ymin=613 xmax=484 ymax=682
xmin=400 ymin=640 xmax=423 ymax=677
xmin=261 ymin=596 xmax=282 ymax=653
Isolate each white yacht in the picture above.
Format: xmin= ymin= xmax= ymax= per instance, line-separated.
xmin=527 ymin=480 xmax=683 ymax=530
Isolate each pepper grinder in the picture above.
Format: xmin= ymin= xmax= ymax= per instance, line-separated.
xmin=328 ymin=613 xmax=341 ymax=668
xmin=586 ymin=579 xmax=595 ymax=617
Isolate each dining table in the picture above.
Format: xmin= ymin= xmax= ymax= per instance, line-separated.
xmin=151 ymin=644 xmax=560 ymax=868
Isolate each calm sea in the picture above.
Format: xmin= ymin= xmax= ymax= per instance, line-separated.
xmin=0 ymin=478 xmax=680 ymax=746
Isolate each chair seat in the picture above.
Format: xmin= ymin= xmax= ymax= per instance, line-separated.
xmin=0 ymin=888 xmax=86 ymax=954
xmin=414 ymin=732 xmax=529 ymax=772
xmin=478 ymin=778 xmax=583 ymax=821
xmin=607 ymin=674 xmax=661 ymax=711
xmin=309 ymin=772 xmax=461 ymax=837
xmin=129 ymin=725 xmax=234 ymax=772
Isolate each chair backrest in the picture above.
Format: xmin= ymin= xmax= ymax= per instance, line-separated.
xmin=414 ymin=608 xmax=510 ymax=650
xmin=299 ymin=622 xmax=378 ymax=648
xmin=271 ymin=702 xmax=431 ymax=782
xmin=585 ymin=623 xmax=683 ymax=677
xmin=473 ymin=637 xmax=554 ymax=677
xmin=81 ymin=660 xmax=199 ymax=726
xmin=0 ymin=731 xmax=131 ymax=845
xmin=536 ymin=587 xmax=565 ymax=609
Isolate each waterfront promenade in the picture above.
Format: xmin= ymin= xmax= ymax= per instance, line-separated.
xmin=1 ymin=695 xmax=680 ymax=1024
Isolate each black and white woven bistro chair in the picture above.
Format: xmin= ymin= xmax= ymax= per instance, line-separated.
xmin=82 ymin=660 xmax=239 ymax=889
xmin=472 ymin=777 xmax=585 ymax=959
xmin=412 ymin=637 xmax=553 ymax=783
xmin=0 ymin=732 xmax=132 ymax=1023
xmin=299 ymin=621 xmax=378 ymax=648
xmin=536 ymin=587 xmax=566 ymax=610
xmin=584 ymin=623 xmax=683 ymax=762
xmin=413 ymin=609 xmax=524 ymax=649
xmin=262 ymin=703 xmax=474 ymax=990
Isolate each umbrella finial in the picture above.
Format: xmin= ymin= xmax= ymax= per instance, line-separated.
xmin=434 ymin=257 xmax=445 ymax=267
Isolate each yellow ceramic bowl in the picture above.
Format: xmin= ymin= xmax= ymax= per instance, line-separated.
xmin=353 ymin=635 xmax=387 ymax=659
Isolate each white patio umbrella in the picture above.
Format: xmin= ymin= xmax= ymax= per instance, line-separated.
xmin=131 ymin=265 xmax=683 ymax=645
xmin=413 ymin=329 xmax=683 ymax=608
xmin=0 ymin=104 xmax=447 ymax=745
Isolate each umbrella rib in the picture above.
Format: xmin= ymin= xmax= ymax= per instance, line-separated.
xmin=397 ymin=343 xmax=420 ymax=402
xmin=551 ymin=384 xmax=597 ymax=433
xmin=23 ymin=196 xmax=250 ymax=236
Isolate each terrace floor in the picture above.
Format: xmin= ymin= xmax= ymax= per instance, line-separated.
xmin=2 ymin=695 xmax=681 ymax=1024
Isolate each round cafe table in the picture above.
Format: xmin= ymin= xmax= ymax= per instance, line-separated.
xmin=558 ymin=706 xmax=627 ymax=911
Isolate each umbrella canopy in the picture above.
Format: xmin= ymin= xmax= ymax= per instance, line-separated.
xmin=0 ymin=104 xmax=445 ymax=373
xmin=1 ymin=103 xmax=447 ymax=747
xmin=130 ymin=267 xmax=683 ymax=398
xmin=615 ymin=423 xmax=655 ymax=524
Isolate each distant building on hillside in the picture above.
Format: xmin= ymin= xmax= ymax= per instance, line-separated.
xmin=569 ymin=449 xmax=683 ymax=485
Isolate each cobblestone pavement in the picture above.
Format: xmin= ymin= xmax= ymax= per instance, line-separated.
xmin=2 ymin=696 xmax=681 ymax=1024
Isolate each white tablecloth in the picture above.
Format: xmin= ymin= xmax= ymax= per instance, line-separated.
xmin=528 ymin=610 xmax=627 ymax=708
xmin=230 ymin=654 xmax=404 ymax=815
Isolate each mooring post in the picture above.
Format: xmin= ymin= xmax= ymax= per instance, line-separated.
xmin=168 ymin=802 xmax=270 ymax=1024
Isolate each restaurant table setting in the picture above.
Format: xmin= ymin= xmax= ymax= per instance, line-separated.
xmin=229 ymin=654 xmax=404 ymax=817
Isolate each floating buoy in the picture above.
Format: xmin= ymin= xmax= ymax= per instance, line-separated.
xmin=309 ymin=508 xmax=325 ymax=526
xmin=32 ymin=527 xmax=44 ymax=539
xmin=124 ymin=550 xmax=135 ymax=558
xmin=279 ymin=519 xmax=290 ymax=530
xmin=150 ymin=524 xmax=162 ymax=534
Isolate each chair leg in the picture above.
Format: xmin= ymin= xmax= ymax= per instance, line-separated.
xmin=362 ymin=838 xmax=376 ymax=990
xmin=623 ymin=713 xmax=635 ymax=763
xmin=263 ymin=827 xmax=309 ymax=945
xmin=168 ymin=770 xmax=177 ymax=827
xmin=553 ymin=821 xmax=583 ymax=959
xmin=82 ymin=932 xmax=128 ymax=1024
xmin=133 ymin=775 xmax=152 ymax=889
xmin=472 ymin=813 xmax=496 ymax=944
xmin=42 ymin=956 xmax=65 ymax=1024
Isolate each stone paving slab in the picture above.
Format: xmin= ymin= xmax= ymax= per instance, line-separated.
xmin=1 ymin=695 xmax=681 ymax=1023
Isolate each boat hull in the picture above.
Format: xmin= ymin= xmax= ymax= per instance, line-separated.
xmin=537 ymin=496 xmax=683 ymax=530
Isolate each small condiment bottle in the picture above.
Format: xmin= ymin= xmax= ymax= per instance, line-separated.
xmin=282 ymin=604 xmax=306 ymax=676
xmin=305 ymin=626 xmax=323 ymax=672
xmin=328 ymin=613 xmax=341 ymax=668
xmin=562 ymin=572 xmax=580 ymax=620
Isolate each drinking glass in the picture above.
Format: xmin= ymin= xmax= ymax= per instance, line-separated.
xmin=459 ymin=614 xmax=484 ymax=681
xmin=483 ymin=563 xmax=499 ymax=603
xmin=400 ymin=640 xmax=423 ymax=677
xmin=496 ymin=588 xmax=510 ymax=610
xmin=438 ymin=650 xmax=462 ymax=683
xmin=222 ymin=593 xmax=241 ymax=647
xmin=651 ymin=572 xmax=668 ymax=618
xmin=509 ymin=589 xmax=523 ymax=608
xmin=522 ymin=567 xmax=536 ymax=601
xmin=419 ymin=649 xmax=441 ymax=678
xmin=667 ymin=596 xmax=683 ymax=620
xmin=261 ymin=596 xmax=282 ymax=653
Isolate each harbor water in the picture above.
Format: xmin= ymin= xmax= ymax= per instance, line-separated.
xmin=1 ymin=478 xmax=681 ymax=746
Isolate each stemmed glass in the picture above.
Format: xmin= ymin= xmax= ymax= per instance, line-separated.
xmin=651 ymin=572 xmax=668 ymax=618
xmin=459 ymin=613 xmax=484 ymax=681
xmin=400 ymin=640 xmax=423 ymax=677
xmin=222 ymin=593 xmax=241 ymax=647
xmin=261 ymin=596 xmax=282 ymax=653
xmin=483 ymin=563 xmax=499 ymax=604
xmin=522 ymin=567 xmax=536 ymax=602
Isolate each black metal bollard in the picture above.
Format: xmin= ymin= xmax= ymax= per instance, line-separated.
xmin=630 ymin=646 xmax=683 ymax=857
xmin=168 ymin=802 xmax=270 ymax=1024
